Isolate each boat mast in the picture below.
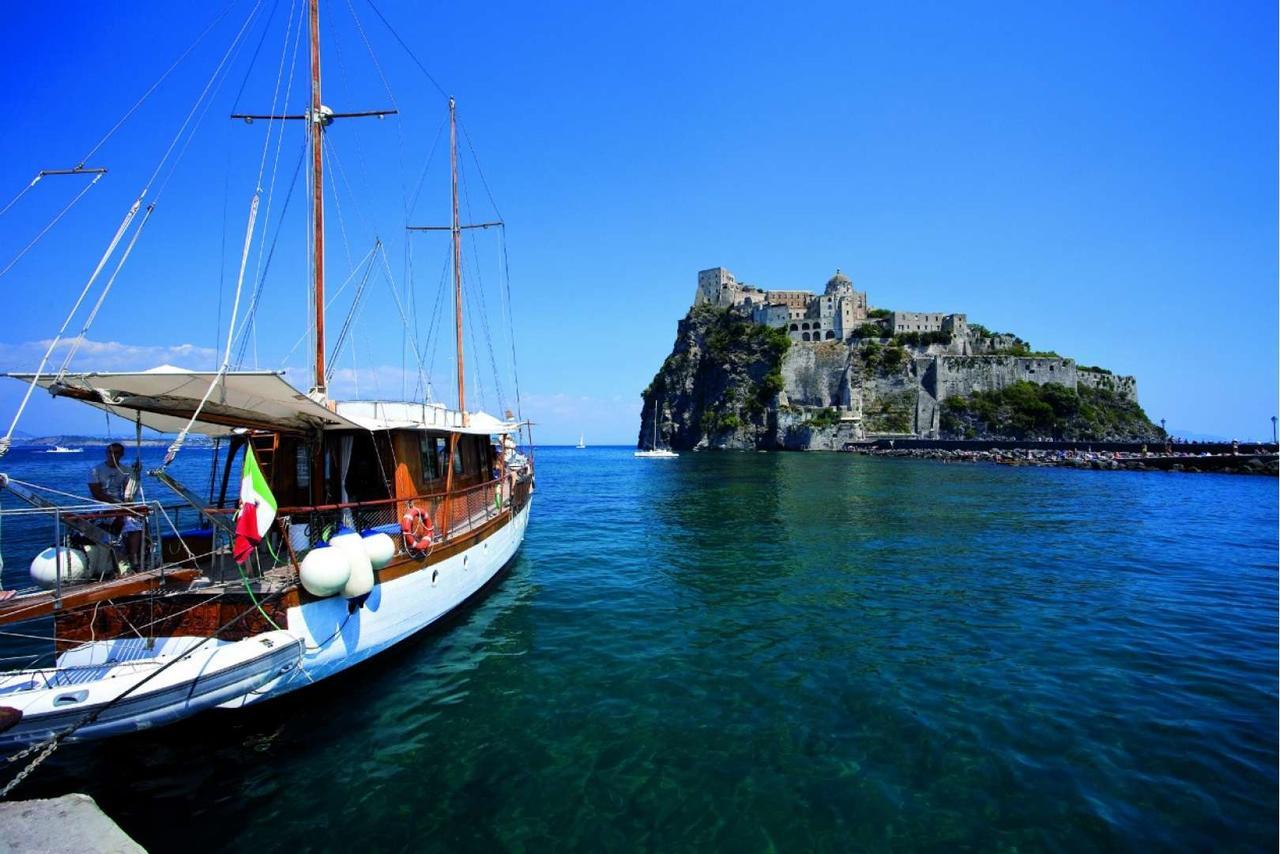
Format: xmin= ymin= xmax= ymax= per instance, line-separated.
xmin=309 ymin=0 xmax=327 ymax=395
xmin=450 ymin=98 xmax=467 ymax=425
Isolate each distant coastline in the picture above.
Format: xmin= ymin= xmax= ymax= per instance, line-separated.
xmin=9 ymin=435 xmax=214 ymax=449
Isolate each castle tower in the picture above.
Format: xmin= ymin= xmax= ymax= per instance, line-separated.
xmin=824 ymin=268 xmax=854 ymax=296
xmin=695 ymin=267 xmax=739 ymax=307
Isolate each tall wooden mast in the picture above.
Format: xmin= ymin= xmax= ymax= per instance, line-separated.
xmin=406 ymin=101 xmax=500 ymax=419
xmin=450 ymin=97 xmax=467 ymax=425
xmin=309 ymin=0 xmax=327 ymax=395
xmin=228 ymin=1 xmax=394 ymax=395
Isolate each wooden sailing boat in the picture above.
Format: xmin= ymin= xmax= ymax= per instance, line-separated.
xmin=0 ymin=2 xmax=533 ymax=751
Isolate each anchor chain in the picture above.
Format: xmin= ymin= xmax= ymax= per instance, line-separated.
xmin=1 ymin=735 xmax=61 ymax=799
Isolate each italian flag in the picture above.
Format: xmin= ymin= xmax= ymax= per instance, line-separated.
xmin=233 ymin=447 xmax=277 ymax=564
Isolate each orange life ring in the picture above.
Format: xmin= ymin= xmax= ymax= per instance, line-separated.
xmin=401 ymin=506 xmax=434 ymax=551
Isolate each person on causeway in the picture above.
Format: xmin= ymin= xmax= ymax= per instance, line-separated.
xmin=88 ymin=442 xmax=142 ymax=572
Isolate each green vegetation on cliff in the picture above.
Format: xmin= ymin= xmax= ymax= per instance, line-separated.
xmin=641 ymin=305 xmax=791 ymax=449
xmin=892 ymin=330 xmax=951 ymax=347
xmin=699 ymin=303 xmax=791 ymax=362
xmin=940 ymin=381 xmax=1160 ymax=441
xmin=865 ymin=391 xmax=915 ymax=433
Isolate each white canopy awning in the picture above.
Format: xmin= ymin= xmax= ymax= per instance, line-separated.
xmin=335 ymin=400 xmax=520 ymax=434
xmin=8 ymin=370 xmax=520 ymax=437
xmin=9 ymin=369 xmax=359 ymax=436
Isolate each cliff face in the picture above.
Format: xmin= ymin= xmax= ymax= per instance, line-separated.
xmin=638 ymin=305 xmax=788 ymax=451
xmin=642 ymin=306 xmax=1160 ymax=450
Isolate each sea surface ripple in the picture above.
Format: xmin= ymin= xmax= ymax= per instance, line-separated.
xmin=4 ymin=446 xmax=1276 ymax=851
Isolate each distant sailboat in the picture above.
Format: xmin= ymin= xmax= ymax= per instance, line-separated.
xmin=635 ymin=401 xmax=678 ymax=458
xmin=576 ymin=434 xmax=585 ymax=449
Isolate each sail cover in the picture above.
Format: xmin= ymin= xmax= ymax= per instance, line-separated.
xmin=7 ymin=369 xmax=360 ymax=436
xmin=8 ymin=369 xmax=520 ymax=436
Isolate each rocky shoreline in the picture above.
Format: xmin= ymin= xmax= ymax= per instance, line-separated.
xmin=848 ymin=446 xmax=1279 ymax=476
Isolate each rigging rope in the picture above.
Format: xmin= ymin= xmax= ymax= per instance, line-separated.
xmin=244 ymin=0 xmax=306 ymax=369
xmin=233 ymin=139 xmax=308 ymax=368
xmin=56 ymin=204 xmax=157 ymax=376
xmin=0 ymin=176 xmax=41 ymax=220
xmin=163 ymin=191 xmax=260 ymax=467
xmin=376 ymin=243 xmax=432 ymax=399
xmin=230 ymin=0 xmax=285 ymax=115
xmin=327 ymin=244 xmax=380 ymax=380
xmin=77 ymin=3 xmax=240 ymax=170
xmin=0 ymin=175 xmax=104 ymax=280
xmin=0 ymin=196 xmax=145 ymax=459
xmin=0 ymin=1 xmax=263 ymax=458
xmin=361 ymin=0 xmax=449 ymax=100
xmin=458 ymin=161 xmax=506 ymax=410
xmin=277 ymin=241 xmax=380 ymax=368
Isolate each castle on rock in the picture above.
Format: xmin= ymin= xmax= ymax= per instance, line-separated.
xmin=693 ymin=266 xmax=968 ymax=344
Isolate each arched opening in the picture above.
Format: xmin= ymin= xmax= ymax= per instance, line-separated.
xmin=825 ymin=330 xmax=836 ymax=340
xmin=801 ymin=332 xmax=811 ymax=342
xmin=801 ymin=322 xmax=810 ymax=330
xmin=789 ymin=323 xmax=798 ymax=332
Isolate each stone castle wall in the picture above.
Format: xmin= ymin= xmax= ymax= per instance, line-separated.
xmin=936 ymin=356 xmax=1078 ymax=401
xmin=1077 ymin=369 xmax=1138 ymax=402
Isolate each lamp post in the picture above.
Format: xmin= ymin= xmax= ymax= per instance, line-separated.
xmin=1271 ymin=415 xmax=1276 ymax=445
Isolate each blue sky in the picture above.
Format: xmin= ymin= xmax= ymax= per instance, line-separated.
xmin=0 ymin=1 xmax=1274 ymax=443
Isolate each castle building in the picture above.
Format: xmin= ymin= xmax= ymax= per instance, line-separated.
xmin=694 ymin=266 xmax=970 ymax=344
xmin=695 ymin=267 xmax=875 ymax=342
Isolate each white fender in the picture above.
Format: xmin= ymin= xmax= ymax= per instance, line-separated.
xmin=30 ymin=547 xmax=91 ymax=588
xmin=361 ymin=532 xmax=396 ymax=570
xmin=331 ymin=528 xmax=374 ymax=598
xmin=299 ymin=543 xmax=350 ymax=597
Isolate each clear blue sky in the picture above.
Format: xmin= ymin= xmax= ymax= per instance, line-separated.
xmin=0 ymin=1 xmax=1275 ymax=444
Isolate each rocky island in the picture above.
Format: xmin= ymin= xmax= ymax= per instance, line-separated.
xmin=640 ymin=266 xmax=1162 ymax=451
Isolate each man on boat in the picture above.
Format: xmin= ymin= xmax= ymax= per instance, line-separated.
xmin=88 ymin=443 xmax=142 ymax=572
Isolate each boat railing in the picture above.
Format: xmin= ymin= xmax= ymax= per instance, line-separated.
xmin=275 ymin=470 xmax=530 ymax=565
xmin=0 ymin=468 xmax=533 ymax=596
xmin=0 ymin=498 xmax=199 ymax=605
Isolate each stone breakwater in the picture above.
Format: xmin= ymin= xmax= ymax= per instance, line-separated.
xmin=850 ymin=447 xmax=1280 ymax=476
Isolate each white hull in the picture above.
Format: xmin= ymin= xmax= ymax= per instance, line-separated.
xmin=0 ymin=501 xmax=530 ymax=747
xmin=634 ymin=450 xmax=678 ymax=458
xmin=0 ymin=631 xmax=302 ymax=749
xmin=223 ymin=498 xmax=532 ymax=706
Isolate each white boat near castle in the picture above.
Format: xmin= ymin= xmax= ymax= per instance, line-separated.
xmin=43 ymin=446 xmax=82 ymax=454
xmin=636 ymin=401 xmax=678 ymax=458
xmin=0 ymin=1 xmax=533 ymax=754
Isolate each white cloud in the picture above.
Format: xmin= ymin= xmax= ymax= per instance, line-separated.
xmin=0 ymin=338 xmax=218 ymax=373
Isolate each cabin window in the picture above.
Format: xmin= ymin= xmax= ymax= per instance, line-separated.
xmin=419 ymin=434 xmax=441 ymax=481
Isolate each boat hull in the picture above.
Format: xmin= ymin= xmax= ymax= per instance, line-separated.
xmin=0 ymin=631 xmax=303 ymax=750
xmin=223 ymin=497 xmax=532 ymax=706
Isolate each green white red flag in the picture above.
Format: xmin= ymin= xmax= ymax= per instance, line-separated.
xmin=233 ymin=447 xmax=277 ymax=564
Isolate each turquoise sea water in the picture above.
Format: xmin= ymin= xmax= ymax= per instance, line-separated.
xmin=3 ymin=446 xmax=1277 ymax=851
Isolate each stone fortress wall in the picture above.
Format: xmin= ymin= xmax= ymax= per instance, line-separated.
xmin=692 ymin=265 xmax=1138 ymax=439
